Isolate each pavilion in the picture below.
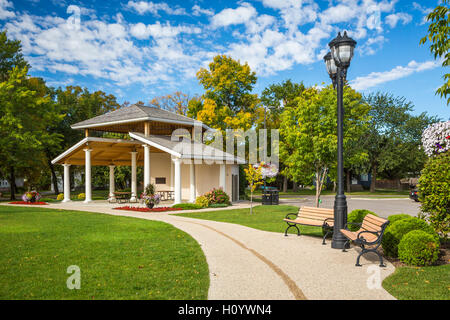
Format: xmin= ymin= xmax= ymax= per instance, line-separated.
xmin=51 ymin=104 xmax=244 ymax=204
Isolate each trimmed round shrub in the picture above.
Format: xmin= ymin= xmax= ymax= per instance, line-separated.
xmin=382 ymin=217 xmax=439 ymax=257
xmin=347 ymin=209 xmax=377 ymax=231
xmin=388 ymin=214 xmax=413 ymax=225
xmin=56 ymin=193 xmax=64 ymax=201
xmin=398 ymin=230 xmax=440 ymax=266
xmin=77 ymin=193 xmax=85 ymax=200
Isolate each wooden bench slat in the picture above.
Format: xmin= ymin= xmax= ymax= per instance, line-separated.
xmin=361 ymin=221 xmax=380 ymax=232
xmin=300 ymin=207 xmax=333 ymax=213
xmin=284 ymin=218 xmax=334 ymax=227
xmin=365 ymin=214 xmax=388 ymax=225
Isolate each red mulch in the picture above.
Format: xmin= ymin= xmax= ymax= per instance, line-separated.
xmin=8 ymin=201 xmax=49 ymax=205
xmin=113 ymin=206 xmax=183 ymax=212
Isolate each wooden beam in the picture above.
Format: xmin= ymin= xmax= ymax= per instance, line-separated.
xmin=144 ymin=121 xmax=150 ymax=136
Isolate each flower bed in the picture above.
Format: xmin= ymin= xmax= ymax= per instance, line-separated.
xmin=9 ymin=201 xmax=49 ymax=205
xmin=113 ymin=206 xmax=183 ymax=212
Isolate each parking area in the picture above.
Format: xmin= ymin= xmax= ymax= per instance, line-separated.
xmin=280 ymin=196 xmax=420 ymax=219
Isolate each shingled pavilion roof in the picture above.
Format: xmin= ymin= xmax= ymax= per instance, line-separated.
xmin=71 ymin=104 xmax=210 ymax=130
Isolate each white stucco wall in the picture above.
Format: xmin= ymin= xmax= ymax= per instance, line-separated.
xmin=147 ymin=152 xmax=239 ymax=201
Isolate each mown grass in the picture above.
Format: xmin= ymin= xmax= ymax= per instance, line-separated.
xmin=0 ymin=206 xmax=209 ymax=300
xmin=176 ymin=204 xmax=324 ymax=237
xmin=382 ymin=265 xmax=450 ymax=300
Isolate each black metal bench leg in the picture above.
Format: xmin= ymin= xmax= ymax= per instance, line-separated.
xmin=342 ymin=239 xmax=350 ymax=252
xmin=284 ymin=224 xmax=300 ymax=237
xmin=322 ymin=230 xmax=331 ymax=245
xmin=375 ymin=250 xmax=386 ymax=267
xmin=355 ymin=248 xmax=365 ymax=266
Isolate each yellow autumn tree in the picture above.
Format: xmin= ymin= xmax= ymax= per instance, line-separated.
xmin=244 ymin=164 xmax=263 ymax=214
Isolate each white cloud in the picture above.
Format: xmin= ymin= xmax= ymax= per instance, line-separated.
xmin=126 ymin=1 xmax=187 ymax=16
xmin=412 ymin=2 xmax=433 ymax=25
xmin=359 ymin=35 xmax=386 ymax=55
xmin=211 ymin=3 xmax=257 ymax=28
xmin=0 ymin=0 xmax=15 ymax=20
xmin=5 ymin=12 xmax=206 ymax=86
xmin=3 ymin=0 xmax=424 ymax=91
xmin=385 ymin=12 xmax=412 ymax=28
xmin=350 ymin=60 xmax=440 ymax=90
xmin=130 ymin=22 xmax=201 ymax=40
xmin=192 ymin=5 xmax=214 ymax=17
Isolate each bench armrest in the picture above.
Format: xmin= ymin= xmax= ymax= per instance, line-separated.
xmin=285 ymin=213 xmax=298 ymax=220
xmin=356 ymin=230 xmax=381 ymax=245
xmin=323 ymin=217 xmax=334 ymax=227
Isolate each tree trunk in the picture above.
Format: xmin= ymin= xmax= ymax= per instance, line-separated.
xmin=250 ymin=189 xmax=253 ymax=214
xmin=370 ymin=164 xmax=377 ymax=193
xmin=9 ymin=166 xmax=16 ymax=200
xmin=282 ymin=176 xmax=288 ymax=193
xmin=333 ymin=181 xmax=336 ymax=193
xmin=396 ymin=178 xmax=402 ymax=192
xmin=292 ymin=182 xmax=298 ymax=192
xmin=346 ymin=170 xmax=351 ymax=193
xmin=315 ymin=172 xmax=320 ymax=207
xmin=48 ymin=157 xmax=59 ymax=195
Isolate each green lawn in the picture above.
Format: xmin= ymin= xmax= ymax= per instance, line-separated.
xmin=176 ymin=204 xmax=324 ymax=237
xmin=0 ymin=206 xmax=209 ymax=300
xmin=383 ymin=265 xmax=450 ymax=300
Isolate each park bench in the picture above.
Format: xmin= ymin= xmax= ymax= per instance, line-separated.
xmin=340 ymin=214 xmax=389 ymax=267
xmin=283 ymin=206 xmax=334 ymax=245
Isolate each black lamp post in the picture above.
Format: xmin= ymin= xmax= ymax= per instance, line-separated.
xmin=323 ymin=31 xmax=357 ymax=249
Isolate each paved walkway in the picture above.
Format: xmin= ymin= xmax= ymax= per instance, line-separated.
xmin=1 ymin=202 xmax=396 ymax=300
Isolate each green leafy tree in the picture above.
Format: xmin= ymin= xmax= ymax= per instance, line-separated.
xmin=280 ymin=85 xmax=370 ymax=207
xmin=261 ymin=80 xmax=305 ymax=191
xmin=363 ymin=93 xmax=439 ymax=192
xmin=0 ymin=67 xmax=63 ymax=199
xmin=420 ymin=0 xmax=450 ymax=104
xmin=0 ymin=30 xmax=29 ymax=82
xmin=46 ymin=86 xmax=121 ymax=193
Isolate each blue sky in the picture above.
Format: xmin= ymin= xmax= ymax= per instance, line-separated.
xmin=2 ymin=0 xmax=449 ymax=119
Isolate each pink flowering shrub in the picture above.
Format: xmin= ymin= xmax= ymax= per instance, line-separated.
xmin=203 ymin=188 xmax=230 ymax=205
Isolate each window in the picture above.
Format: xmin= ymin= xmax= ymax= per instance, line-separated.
xmin=155 ymin=177 xmax=166 ymax=184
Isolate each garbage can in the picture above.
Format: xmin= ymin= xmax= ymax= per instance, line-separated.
xmin=262 ymin=188 xmax=279 ymax=205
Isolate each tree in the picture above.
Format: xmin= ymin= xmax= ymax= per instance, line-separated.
xmin=0 ymin=67 xmax=63 ymax=199
xmin=148 ymin=91 xmax=191 ymax=115
xmin=363 ymin=93 xmax=439 ymax=192
xmin=244 ymin=164 xmax=263 ymax=214
xmin=261 ymin=79 xmax=305 ymax=191
xmin=280 ymin=85 xmax=370 ymax=207
xmin=0 ymin=30 xmax=29 ymax=82
xmin=197 ymin=54 xmax=257 ymax=113
xmin=190 ymin=55 xmax=263 ymax=131
xmin=46 ymin=86 xmax=121 ymax=194
xmin=420 ymin=0 xmax=450 ymax=104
